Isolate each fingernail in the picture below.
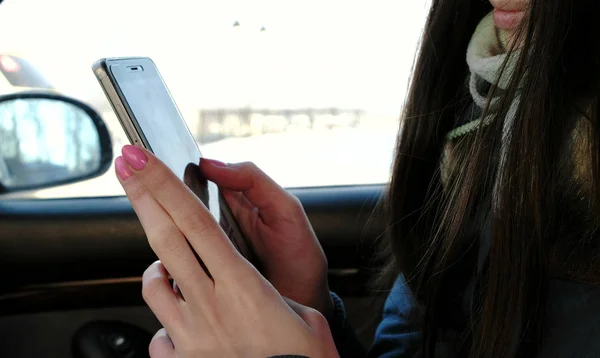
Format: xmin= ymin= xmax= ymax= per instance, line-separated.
xmin=122 ymin=145 xmax=148 ymax=170
xmin=115 ymin=156 xmax=132 ymax=180
xmin=202 ymin=158 xmax=227 ymax=167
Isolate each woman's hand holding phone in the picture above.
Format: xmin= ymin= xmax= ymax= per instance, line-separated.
xmin=200 ymin=159 xmax=334 ymax=319
xmin=115 ymin=145 xmax=338 ymax=358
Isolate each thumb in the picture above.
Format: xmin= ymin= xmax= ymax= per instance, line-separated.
xmin=200 ymin=159 xmax=302 ymax=223
xmin=283 ymin=297 xmax=339 ymax=358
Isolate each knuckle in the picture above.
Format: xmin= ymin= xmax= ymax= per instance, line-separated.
xmin=288 ymin=192 xmax=303 ymax=208
xmin=302 ymin=306 xmax=329 ymax=328
xmin=305 ymin=308 xmax=329 ymax=330
xmin=241 ymin=161 xmax=260 ymax=172
xmin=141 ymin=278 xmax=161 ymax=303
xmin=312 ymin=310 xmax=328 ymax=324
xmin=284 ymin=192 xmax=306 ymax=216
xmin=147 ymin=166 xmax=173 ymax=194
xmin=147 ymin=224 xmax=183 ymax=256
xmin=149 ymin=329 xmax=172 ymax=357
xmin=142 ymin=261 xmax=161 ymax=281
xmin=178 ymin=206 xmax=214 ymax=237
xmin=142 ymin=267 xmax=165 ymax=302
xmin=126 ymin=182 xmax=147 ymax=202
xmin=239 ymin=161 xmax=263 ymax=180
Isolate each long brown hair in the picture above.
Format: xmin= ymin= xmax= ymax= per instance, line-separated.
xmin=384 ymin=0 xmax=600 ymax=357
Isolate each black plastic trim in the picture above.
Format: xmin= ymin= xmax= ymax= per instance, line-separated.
xmin=0 ymin=185 xmax=386 ymax=311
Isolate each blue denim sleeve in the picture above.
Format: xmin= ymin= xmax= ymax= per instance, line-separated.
xmin=367 ymin=275 xmax=423 ymax=358
xmin=268 ymin=275 xmax=424 ymax=358
xmin=325 ymin=275 xmax=423 ymax=358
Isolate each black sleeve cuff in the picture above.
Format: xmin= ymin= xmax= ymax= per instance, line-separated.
xmin=328 ymin=292 xmax=367 ymax=358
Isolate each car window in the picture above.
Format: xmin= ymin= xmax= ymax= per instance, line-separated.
xmin=0 ymin=0 xmax=429 ymax=199
xmin=0 ymin=54 xmax=54 ymax=90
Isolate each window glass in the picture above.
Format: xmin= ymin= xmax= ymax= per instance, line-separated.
xmin=0 ymin=0 xmax=429 ymax=199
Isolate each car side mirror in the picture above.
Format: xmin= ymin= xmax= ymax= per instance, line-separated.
xmin=0 ymin=91 xmax=112 ymax=193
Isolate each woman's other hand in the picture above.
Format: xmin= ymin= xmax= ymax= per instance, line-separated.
xmin=200 ymin=159 xmax=333 ymax=318
xmin=115 ymin=145 xmax=338 ymax=358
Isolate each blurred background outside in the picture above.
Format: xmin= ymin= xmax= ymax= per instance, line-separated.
xmin=0 ymin=0 xmax=429 ymax=198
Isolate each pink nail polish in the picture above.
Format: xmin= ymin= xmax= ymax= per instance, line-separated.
xmin=202 ymin=158 xmax=227 ymax=167
xmin=115 ymin=156 xmax=132 ymax=180
xmin=122 ymin=145 xmax=148 ymax=170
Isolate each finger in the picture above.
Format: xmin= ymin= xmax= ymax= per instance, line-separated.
xmin=220 ymin=188 xmax=258 ymax=235
xmin=121 ymin=146 xmax=245 ymax=277
xmin=142 ymin=261 xmax=184 ymax=335
xmin=172 ymin=281 xmax=183 ymax=299
xmin=149 ymin=328 xmax=176 ymax=358
xmin=116 ymin=157 xmax=213 ymax=297
xmin=200 ymin=159 xmax=301 ymax=225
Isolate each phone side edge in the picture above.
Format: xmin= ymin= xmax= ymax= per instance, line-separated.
xmin=91 ymin=59 xmax=148 ymax=149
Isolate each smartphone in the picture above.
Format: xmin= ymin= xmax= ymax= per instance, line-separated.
xmin=92 ymin=57 xmax=255 ymax=263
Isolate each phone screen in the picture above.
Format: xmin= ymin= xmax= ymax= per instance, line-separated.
xmin=107 ymin=59 xmax=253 ymax=261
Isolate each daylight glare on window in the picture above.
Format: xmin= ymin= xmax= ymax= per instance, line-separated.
xmin=0 ymin=0 xmax=429 ymax=198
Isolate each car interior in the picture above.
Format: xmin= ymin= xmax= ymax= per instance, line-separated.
xmin=0 ymin=181 xmax=385 ymax=357
xmin=0 ymin=0 xmax=427 ymax=357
